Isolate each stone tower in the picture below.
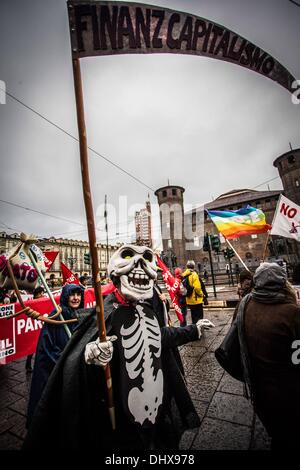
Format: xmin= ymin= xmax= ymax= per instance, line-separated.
xmin=273 ymin=148 xmax=300 ymax=263
xmin=154 ymin=185 xmax=186 ymax=267
xmin=273 ymin=148 xmax=300 ymax=205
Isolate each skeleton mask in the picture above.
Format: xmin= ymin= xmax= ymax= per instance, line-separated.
xmin=107 ymin=245 xmax=157 ymax=302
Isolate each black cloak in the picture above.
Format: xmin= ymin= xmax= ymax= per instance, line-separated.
xmin=23 ymin=293 xmax=200 ymax=450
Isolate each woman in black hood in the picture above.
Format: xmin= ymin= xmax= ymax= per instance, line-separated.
xmin=26 ymin=283 xmax=84 ymax=427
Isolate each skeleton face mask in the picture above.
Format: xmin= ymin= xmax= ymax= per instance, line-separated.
xmin=107 ymin=245 xmax=157 ymax=302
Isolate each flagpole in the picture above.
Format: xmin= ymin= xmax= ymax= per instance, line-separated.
xmin=262 ymin=231 xmax=270 ymax=262
xmin=72 ymin=58 xmax=115 ymax=429
xmin=225 ymin=238 xmax=250 ymax=272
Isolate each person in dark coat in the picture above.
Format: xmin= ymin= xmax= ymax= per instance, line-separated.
xmin=232 ymin=270 xmax=254 ymax=323
xmin=25 ymin=286 xmax=46 ymax=373
xmin=237 ymin=270 xmax=254 ymax=300
xmin=239 ymin=262 xmax=300 ymax=450
xmin=26 ymin=283 xmax=84 ymax=427
xmin=23 ymin=245 xmax=214 ymax=450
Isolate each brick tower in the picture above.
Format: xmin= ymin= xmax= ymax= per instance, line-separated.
xmin=154 ymin=185 xmax=186 ymax=267
xmin=273 ymin=148 xmax=300 ymax=262
xmin=273 ymin=148 xmax=300 ymax=206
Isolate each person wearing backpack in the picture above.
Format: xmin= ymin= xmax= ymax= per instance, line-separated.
xmin=182 ymin=260 xmax=204 ymax=324
xmin=200 ymin=277 xmax=209 ymax=306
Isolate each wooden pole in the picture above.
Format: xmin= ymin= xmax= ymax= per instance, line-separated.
xmin=72 ymin=58 xmax=115 ymax=429
xmin=262 ymin=231 xmax=270 ymax=262
xmin=105 ymin=194 xmax=109 ymax=271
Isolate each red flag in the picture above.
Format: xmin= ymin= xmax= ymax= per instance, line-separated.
xmin=156 ymin=256 xmax=183 ymax=323
xmin=60 ymin=262 xmax=80 ymax=285
xmin=43 ymin=251 xmax=59 ymax=272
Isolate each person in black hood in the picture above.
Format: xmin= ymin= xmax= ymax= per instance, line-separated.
xmin=26 ymin=283 xmax=84 ymax=427
xmin=23 ymin=246 xmax=215 ymax=451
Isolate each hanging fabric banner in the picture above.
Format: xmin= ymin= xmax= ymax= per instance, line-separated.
xmin=0 ymin=283 xmax=115 ymax=365
xmin=67 ymin=0 xmax=296 ymax=93
xmin=43 ymin=251 xmax=59 ymax=272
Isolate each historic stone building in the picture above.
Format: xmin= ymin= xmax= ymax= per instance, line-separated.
xmin=0 ymin=232 xmax=119 ymax=282
xmin=154 ymin=185 xmax=186 ymax=267
xmin=273 ymin=148 xmax=300 ymax=206
xmin=188 ymin=188 xmax=291 ymax=272
xmin=155 ymin=148 xmax=300 ymax=272
xmin=273 ymin=148 xmax=300 ymax=267
xmin=134 ymin=199 xmax=153 ymax=247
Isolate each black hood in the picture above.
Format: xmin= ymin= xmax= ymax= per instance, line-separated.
xmin=60 ymin=283 xmax=84 ymax=309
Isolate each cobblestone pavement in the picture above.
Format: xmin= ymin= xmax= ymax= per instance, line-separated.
xmin=0 ymin=307 xmax=271 ymax=451
xmin=176 ymin=308 xmax=271 ymax=450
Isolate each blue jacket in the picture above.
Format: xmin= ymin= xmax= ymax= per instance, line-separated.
xmin=26 ymin=284 xmax=84 ymax=427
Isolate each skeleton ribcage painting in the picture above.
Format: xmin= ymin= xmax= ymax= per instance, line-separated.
xmin=120 ymin=304 xmax=163 ymax=425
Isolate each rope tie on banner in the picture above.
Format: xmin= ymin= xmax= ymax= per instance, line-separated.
xmin=6 ymin=304 xmax=77 ymax=324
xmin=20 ymin=232 xmax=38 ymax=244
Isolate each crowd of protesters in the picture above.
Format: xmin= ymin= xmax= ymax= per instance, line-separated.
xmin=1 ymin=249 xmax=300 ymax=451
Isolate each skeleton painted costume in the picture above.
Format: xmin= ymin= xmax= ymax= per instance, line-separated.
xmin=23 ymin=246 xmax=202 ymax=450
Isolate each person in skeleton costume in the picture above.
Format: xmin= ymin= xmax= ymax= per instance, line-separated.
xmin=23 ymin=245 xmax=214 ymax=450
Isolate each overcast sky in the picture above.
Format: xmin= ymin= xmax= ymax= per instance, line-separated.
xmin=1 ymin=0 xmax=300 ymax=248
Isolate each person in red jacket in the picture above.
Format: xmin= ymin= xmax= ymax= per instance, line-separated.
xmin=174 ymin=267 xmax=188 ymax=327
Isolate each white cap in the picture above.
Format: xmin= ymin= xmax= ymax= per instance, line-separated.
xmin=186 ymin=260 xmax=195 ymax=269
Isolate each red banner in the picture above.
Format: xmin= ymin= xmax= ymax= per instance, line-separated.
xmin=43 ymin=251 xmax=59 ymax=272
xmin=61 ymin=262 xmax=79 ymax=285
xmin=0 ymin=283 xmax=115 ymax=365
xmin=156 ymin=256 xmax=183 ymax=323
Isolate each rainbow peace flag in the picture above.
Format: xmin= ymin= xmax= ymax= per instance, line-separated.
xmin=207 ymin=206 xmax=271 ymax=239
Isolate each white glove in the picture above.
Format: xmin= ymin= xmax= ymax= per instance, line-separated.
xmin=196 ymin=319 xmax=215 ymax=339
xmin=84 ymin=335 xmax=117 ymax=367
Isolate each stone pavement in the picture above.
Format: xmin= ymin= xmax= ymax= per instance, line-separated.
xmin=0 ymin=307 xmax=271 ymax=451
xmin=176 ymin=308 xmax=271 ymax=450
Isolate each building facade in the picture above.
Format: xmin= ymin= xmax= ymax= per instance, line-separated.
xmin=134 ymin=200 xmax=152 ymax=247
xmin=0 ymin=232 xmax=119 ymax=283
xmin=154 ymin=185 xmax=186 ymax=267
xmin=186 ymin=188 xmax=296 ymax=272
xmin=155 ymin=149 xmax=300 ymax=272
xmin=273 ymin=148 xmax=300 ymax=206
xmin=273 ymin=148 xmax=300 ymax=264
